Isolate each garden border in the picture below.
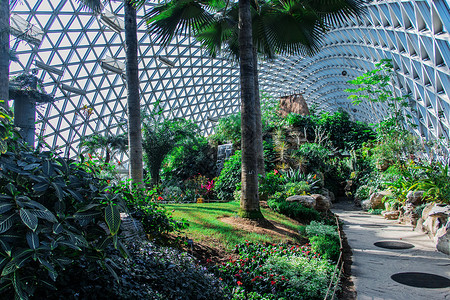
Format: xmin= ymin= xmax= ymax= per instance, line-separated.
xmin=324 ymin=215 xmax=344 ymax=300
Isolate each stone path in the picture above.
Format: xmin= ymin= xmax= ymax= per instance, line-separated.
xmin=333 ymin=201 xmax=450 ymax=300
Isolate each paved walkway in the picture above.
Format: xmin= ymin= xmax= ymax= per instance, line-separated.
xmin=333 ymin=201 xmax=450 ymax=300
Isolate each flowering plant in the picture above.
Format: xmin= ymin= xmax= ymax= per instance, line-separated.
xmin=208 ymin=242 xmax=336 ymax=299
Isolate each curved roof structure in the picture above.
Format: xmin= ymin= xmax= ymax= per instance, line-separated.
xmin=9 ymin=0 xmax=450 ymax=161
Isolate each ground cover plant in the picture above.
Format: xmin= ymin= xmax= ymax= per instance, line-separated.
xmin=209 ymin=242 xmax=337 ymax=299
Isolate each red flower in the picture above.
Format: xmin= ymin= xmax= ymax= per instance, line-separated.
xmin=271 ymin=280 xmax=276 ymax=285
xmin=157 ymin=196 xmax=164 ymax=201
xmin=237 ymin=281 xmax=243 ymax=286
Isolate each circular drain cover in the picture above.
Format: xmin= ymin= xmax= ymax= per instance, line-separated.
xmin=391 ymin=272 xmax=450 ymax=288
xmin=374 ymin=241 xmax=414 ymax=249
xmin=359 ymin=224 xmax=386 ymax=228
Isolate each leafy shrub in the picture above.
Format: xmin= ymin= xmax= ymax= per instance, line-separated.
xmin=283 ymin=181 xmax=311 ymax=196
xmin=209 ymin=113 xmax=241 ymax=147
xmin=214 ymin=151 xmax=242 ymax=201
xmin=310 ymin=235 xmax=340 ymax=262
xmin=121 ymin=187 xmax=188 ymax=239
xmin=212 ymin=242 xmax=335 ymax=300
xmin=294 ymin=143 xmax=331 ymax=174
xmin=162 ymin=137 xmax=217 ymax=183
xmin=0 ymin=148 xmax=127 ymax=299
xmin=36 ymin=242 xmax=226 ymax=299
xmin=259 ymin=170 xmax=284 ymax=197
xmin=267 ymin=195 xmax=321 ymax=222
xmin=305 ymin=221 xmax=338 ymax=238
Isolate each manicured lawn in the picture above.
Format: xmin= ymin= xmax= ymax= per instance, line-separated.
xmin=163 ymin=201 xmax=304 ymax=251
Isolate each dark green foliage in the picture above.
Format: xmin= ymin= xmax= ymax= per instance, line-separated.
xmin=35 ymin=242 xmax=226 ymax=300
xmin=310 ymin=235 xmax=340 ymax=261
xmin=162 ymin=136 xmax=217 ymax=183
xmin=258 ymin=169 xmax=284 ymax=197
xmin=0 ymin=142 xmax=127 ymax=299
xmin=294 ymin=143 xmax=331 ymax=173
xmin=267 ymin=194 xmax=321 ymax=222
xmin=214 ymin=151 xmax=242 ymax=201
xmin=209 ymin=113 xmax=242 ymax=147
xmin=285 ymin=110 xmax=375 ymax=150
xmin=142 ymin=117 xmax=199 ymax=186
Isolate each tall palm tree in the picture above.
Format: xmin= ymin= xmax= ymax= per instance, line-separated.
xmin=124 ymin=0 xmax=144 ymax=187
xmin=138 ymin=0 xmax=364 ymax=218
xmin=0 ymin=0 xmax=9 ymax=109
xmin=78 ymin=0 xmax=144 ymax=187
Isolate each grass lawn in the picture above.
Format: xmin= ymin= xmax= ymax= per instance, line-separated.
xmin=163 ymin=201 xmax=305 ymax=251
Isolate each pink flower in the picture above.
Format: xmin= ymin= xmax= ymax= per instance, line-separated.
xmin=237 ymin=281 xmax=243 ymax=286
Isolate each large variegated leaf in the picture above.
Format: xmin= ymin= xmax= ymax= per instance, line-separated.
xmin=51 ymin=183 xmax=64 ymax=201
xmin=42 ymin=160 xmax=54 ymax=177
xmin=1 ymin=260 xmax=16 ymax=276
xmin=0 ymin=203 xmax=13 ymax=214
xmin=105 ymin=204 xmax=121 ymax=235
xmin=26 ymin=232 xmax=39 ymax=250
xmin=29 ymin=209 xmax=57 ymax=223
xmin=32 ymin=182 xmax=49 ymax=193
xmin=19 ymin=209 xmax=38 ymax=231
xmin=0 ymin=213 xmax=17 ymax=234
xmin=52 ymin=223 xmax=63 ymax=234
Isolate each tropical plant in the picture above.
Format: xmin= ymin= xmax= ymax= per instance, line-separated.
xmin=140 ymin=0 xmax=364 ymax=219
xmin=0 ymin=127 xmax=127 ymax=299
xmin=80 ymin=133 xmax=128 ymax=165
xmin=162 ymin=136 xmax=217 ymax=183
xmin=142 ymin=117 xmax=198 ymax=186
xmin=214 ymin=150 xmax=242 ymax=201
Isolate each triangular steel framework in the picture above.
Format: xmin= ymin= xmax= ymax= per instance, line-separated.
xmin=9 ymin=0 xmax=450 ymax=164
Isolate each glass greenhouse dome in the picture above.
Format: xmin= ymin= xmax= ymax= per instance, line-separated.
xmin=8 ymin=0 xmax=450 ymax=162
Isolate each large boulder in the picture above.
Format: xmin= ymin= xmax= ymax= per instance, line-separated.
xmin=401 ymin=203 xmax=420 ymax=226
xmin=422 ymin=204 xmax=450 ymax=238
xmin=286 ymin=195 xmax=316 ymax=209
xmin=383 ymin=210 xmax=400 ymax=220
xmin=406 ymin=191 xmax=426 ymax=205
xmin=365 ymin=191 xmax=391 ymax=210
xmin=435 ymin=220 xmax=450 ymax=255
xmin=322 ymin=188 xmax=335 ymax=203
xmin=311 ymin=194 xmax=331 ymax=212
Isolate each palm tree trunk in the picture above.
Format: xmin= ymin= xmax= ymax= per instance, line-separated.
xmin=0 ymin=0 xmax=9 ymax=109
xmin=124 ymin=0 xmax=144 ymax=188
xmin=238 ymin=0 xmax=262 ymax=219
xmin=253 ymin=46 xmax=265 ymax=177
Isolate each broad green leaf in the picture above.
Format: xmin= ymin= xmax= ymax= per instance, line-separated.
xmin=104 ymin=262 xmax=119 ymax=283
xmin=26 ymin=232 xmax=39 ymax=250
xmin=77 ymin=203 xmax=100 ymax=212
xmin=0 ymin=239 xmax=11 ymax=255
xmin=0 ymin=202 xmax=13 ymax=214
xmin=29 ymin=209 xmax=57 ymax=223
xmin=0 ymin=213 xmax=17 ymax=234
xmin=105 ymin=204 xmax=121 ymax=235
xmin=42 ymin=160 xmax=54 ymax=177
xmin=57 ymin=240 xmax=81 ymax=251
xmin=56 ymin=157 xmax=69 ymax=174
xmin=22 ymin=163 xmax=40 ymax=171
xmin=32 ymin=182 xmax=49 ymax=193
xmin=67 ymin=189 xmax=83 ymax=202
xmin=13 ymin=271 xmax=29 ymax=300
xmin=96 ymin=236 xmax=112 ymax=251
xmin=1 ymin=260 xmax=17 ymax=276
xmin=52 ymin=223 xmax=63 ymax=234
xmin=51 ymin=183 xmax=64 ymax=201
xmin=19 ymin=209 xmax=38 ymax=231
xmin=5 ymin=183 xmax=16 ymax=196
